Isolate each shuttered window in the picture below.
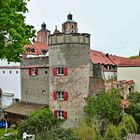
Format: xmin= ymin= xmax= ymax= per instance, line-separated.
xmin=52 ymin=67 xmax=68 ymax=76
xmin=29 ymin=68 xmax=38 ymax=76
xmin=53 ymin=91 xmax=68 ymax=101
xmin=54 ymin=110 xmax=67 ymax=119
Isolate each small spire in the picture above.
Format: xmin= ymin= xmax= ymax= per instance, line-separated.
xmin=67 ymin=13 xmax=73 ymax=20
xmin=53 ymin=25 xmax=61 ymax=34
xmin=41 ymin=22 xmax=46 ymax=30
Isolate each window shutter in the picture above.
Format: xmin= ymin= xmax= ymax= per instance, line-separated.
xmin=64 ymin=92 xmax=68 ymax=101
xmin=53 ymin=91 xmax=57 ymax=100
xmin=35 ymin=68 xmax=38 ymax=75
xmin=63 ymin=111 xmax=67 ymax=119
xmin=64 ymin=67 xmax=67 ymax=76
xmin=29 ymin=68 xmax=32 ymax=75
xmin=53 ymin=68 xmax=57 ymax=76
xmin=54 ymin=110 xmax=58 ymax=118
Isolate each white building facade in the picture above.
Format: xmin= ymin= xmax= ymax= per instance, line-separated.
xmin=118 ymin=59 xmax=140 ymax=92
xmin=0 ymin=60 xmax=21 ymax=109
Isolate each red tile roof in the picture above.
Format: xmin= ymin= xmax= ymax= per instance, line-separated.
xmin=24 ymin=41 xmax=48 ymax=56
xmin=121 ymin=99 xmax=130 ymax=107
xmin=119 ymin=80 xmax=134 ymax=84
xmin=119 ymin=58 xmax=140 ymax=67
xmin=90 ymin=50 xmax=114 ymax=65
xmin=108 ymin=55 xmax=128 ymax=65
xmin=90 ymin=50 xmax=128 ymax=65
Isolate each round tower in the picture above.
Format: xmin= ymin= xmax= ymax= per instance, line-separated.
xmin=48 ymin=32 xmax=90 ymax=127
xmin=37 ymin=22 xmax=50 ymax=44
xmin=62 ymin=13 xmax=78 ymax=34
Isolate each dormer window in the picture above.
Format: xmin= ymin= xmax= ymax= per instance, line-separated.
xmin=26 ymin=47 xmax=30 ymax=52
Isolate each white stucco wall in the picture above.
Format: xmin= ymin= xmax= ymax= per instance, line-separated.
xmin=103 ymin=71 xmax=116 ymax=80
xmin=118 ymin=67 xmax=140 ymax=92
xmin=0 ymin=60 xmax=21 ymax=108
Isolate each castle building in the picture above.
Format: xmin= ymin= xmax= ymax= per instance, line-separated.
xmin=3 ymin=14 xmax=128 ymax=126
xmin=49 ymin=14 xmax=90 ymax=126
xmin=62 ymin=13 xmax=78 ymax=33
xmin=0 ymin=23 xmax=49 ymax=110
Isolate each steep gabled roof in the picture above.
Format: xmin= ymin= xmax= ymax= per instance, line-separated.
xmin=108 ymin=55 xmax=128 ymax=65
xmin=90 ymin=50 xmax=128 ymax=65
xmin=24 ymin=41 xmax=48 ymax=56
xmin=90 ymin=50 xmax=114 ymax=65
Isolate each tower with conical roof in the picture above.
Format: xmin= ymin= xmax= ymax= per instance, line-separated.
xmin=37 ymin=22 xmax=50 ymax=44
xmin=62 ymin=13 xmax=78 ymax=33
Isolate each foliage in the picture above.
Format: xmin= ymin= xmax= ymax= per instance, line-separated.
xmin=125 ymin=92 xmax=140 ymax=131
xmin=129 ymin=56 xmax=140 ymax=59
xmin=36 ymin=127 xmax=79 ymax=140
xmin=0 ymin=0 xmax=35 ymax=62
xmin=74 ymin=119 xmax=102 ymax=140
xmin=84 ymin=89 xmax=122 ymax=125
xmin=117 ymin=124 xmax=128 ymax=139
xmin=120 ymin=114 xmax=138 ymax=133
xmin=18 ymin=107 xmax=62 ymax=136
xmin=103 ymin=124 xmax=121 ymax=140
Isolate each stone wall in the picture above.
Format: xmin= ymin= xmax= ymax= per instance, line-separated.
xmin=21 ymin=57 xmax=49 ymax=105
xmin=49 ymin=33 xmax=90 ymax=127
xmin=21 ymin=56 xmax=49 ymax=67
xmin=89 ymin=77 xmax=105 ymax=95
xmin=92 ymin=64 xmax=102 ymax=77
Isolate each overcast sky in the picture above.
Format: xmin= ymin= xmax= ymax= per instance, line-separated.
xmin=25 ymin=0 xmax=140 ymax=57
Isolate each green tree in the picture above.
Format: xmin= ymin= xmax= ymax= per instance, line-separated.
xmin=74 ymin=119 xmax=102 ymax=140
xmin=84 ymin=89 xmax=122 ymax=125
xmin=104 ymin=124 xmax=120 ymax=140
xmin=18 ymin=107 xmax=61 ymax=136
xmin=125 ymin=92 xmax=140 ymax=131
xmin=0 ymin=0 xmax=35 ymax=62
xmin=120 ymin=114 xmax=138 ymax=133
xmin=36 ymin=128 xmax=79 ymax=140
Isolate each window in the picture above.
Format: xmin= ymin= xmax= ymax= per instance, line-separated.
xmin=53 ymin=67 xmax=67 ymax=76
xmin=104 ymin=65 xmax=108 ymax=70
xmin=31 ymin=68 xmax=36 ymax=75
xmin=57 ymin=67 xmax=64 ymax=75
xmin=10 ymin=71 xmax=12 ymax=74
xmin=45 ymin=71 xmax=47 ymax=74
xmin=3 ymin=71 xmax=5 ymax=74
xmin=57 ymin=91 xmax=64 ymax=100
xmin=42 ymin=90 xmax=46 ymax=95
xmin=16 ymin=71 xmax=18 ymax=74
xmin=58 ymin=110 xmax=63 ymax=118
xmin=53 ymin=91 xmax=68 ymax=101
xmin=54 ymin=110 xmax=67 ymax=119
xmin=29 ymin=68 xmax=38 ymax=76
xmin=71 ymin=25 xmax=74 ymax=29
